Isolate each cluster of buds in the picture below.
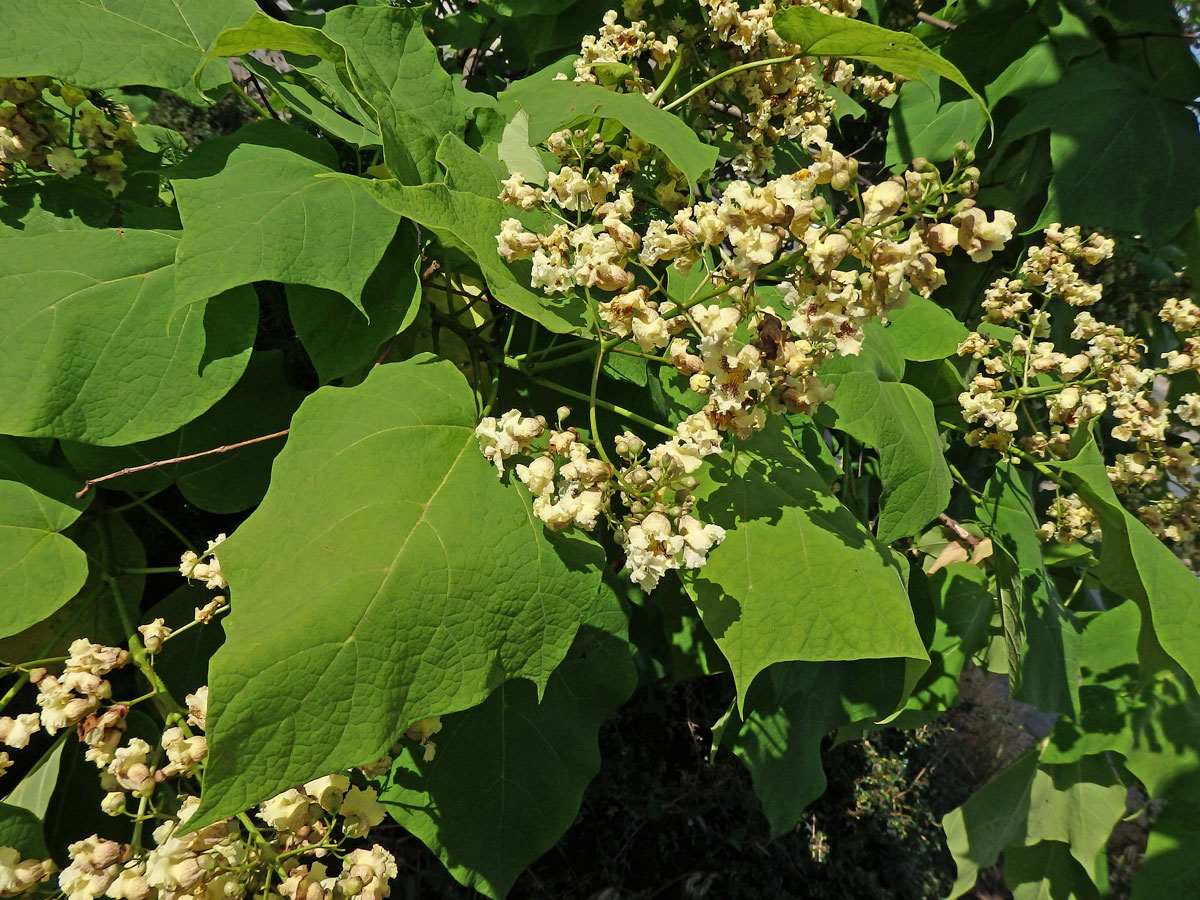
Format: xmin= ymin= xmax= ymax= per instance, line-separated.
xmin=477 ymin=408 xmax=728 ymax=591
xmin=0 ymin=77 xmax=133 ymax=194
xmin=0 ymin=640 xmax=131 ymax=767
xmin=950 ymin=225 xmax=1200 ymax=555
xmin=178 ymin=534 xmax=228 ymax=592
xmin=583 ymin=2 xmax=884 ymax=176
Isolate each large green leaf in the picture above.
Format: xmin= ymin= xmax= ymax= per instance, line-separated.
xmin=682 ymin=424 xmax=927 ymax=709
xmin=170 ymin=122 xmax=400 ymax=317
xmin=1051 ymin=437 xmax=1200 ymax=686
xmin=1004 ymin=842 xmax=1100 ymax=900
xmin=242 ymin=56 xmax=381 ymax=149
xmin=60 ymin=351 xmax=305 ymax=514
xmin=187 ymin=357 xmax=606 ymax=830
xmin=288 ymin=223 xmax=423 ymax=384
xmin=499 ymin=79 xmax=718 ymax=191
xmin=943 ymin=749 xmax=1039 ymax=899
xmin=1131 ymin=773 xmax=1200 ymax=899
xmin=363 ymin=179 xmax=589 ymax=335
xmin=0 ymin=229 xmax=255 ymax=445
xmin=1005 ymin=60 xmax=1200 ymax=243
xmin=379 ymin=592 xmax=636 ymax=899
xmin=1043 ymin=603 xmax=1142 ymax=764
xmin=0 ymin=0 xmax=255 ymax=104
xmin=730 ymin=656 xmax=910 ymax=837
xmin=818 ymin=324 xmax=952 ymax=544
xmin=3 ymin=741 xmax=65 ymax=820
xmin=1025 ymin=758 xmax=1127 ymax=883
xmin=773 ymin=7 xmax=986 ymax=112
xmin=199 ymin=10 xmax=350 ymax=80
xmin=980 ymin=464 xmax=1081 ymax=716
xmin=946 ymin=749 xmax=1125 ymax=898
xmin=320 ymin=5 xmax=466 ymax=185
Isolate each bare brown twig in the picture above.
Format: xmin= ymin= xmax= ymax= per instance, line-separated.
xmin=938 ymin=512 xmax=980 ymax=546
xmin=75 ymin=430 xmax=290 ymax=499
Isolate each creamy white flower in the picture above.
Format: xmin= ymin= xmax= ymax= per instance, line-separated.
xmin=108 ymin=738 xmax=154 ymax=797
xmin=861 ymin=180 xmax=905 ymax=226
xmin=677 ymin=515 xmax=726 ymax=569
xmin=137 ymin=618 xmax=170 ymax=654
xmin=516 ymin=455 xmax=557 ymax=497
xmin=304 ymin=773 xmax=351 ymax=813
xmin=953 ymin=208 xmax=1017 ymax=262
xmin=0 ymin=846 xmax=51 ymax=896
xmin=0 ymin=713 xmax=40 ymax=749
xmin=341 ymin=786 xmax=386 ymax=838
xmin=257 ymin=788 xmax=312 ymax=833
xmin=345 ymin=845 xmax=398 ymax=900
xmin=36 ymin=675 xmax=96 ymax=735
xmin=185 ymin=686 xmax=208 ymax=731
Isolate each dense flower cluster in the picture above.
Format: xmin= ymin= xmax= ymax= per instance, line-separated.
xmin=489 ymin=22 xmax=1010 ymax=588
xmin=580 ymin=2 xmax=889 ymax=176
xmin=950 ymin=226 xmax=1200 ymax=555
xmin=0 ymin=547 xmax=407 ymax=900
xmin=0 ymin=77 xmax=134 ymax=194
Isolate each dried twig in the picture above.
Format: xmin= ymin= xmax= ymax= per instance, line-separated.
xmin=917 ymin=11 xmax=956 ymax=31
xmin=75 ymin=430 xmax=290 ymax=499
xmin=938 ymin=512 xmax=980 ymax=546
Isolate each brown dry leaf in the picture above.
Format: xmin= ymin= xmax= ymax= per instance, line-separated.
xmin=970 ymin=536 xmax=994 ymax=566
xmin=929 ymin=540 xmax=970 ymax=574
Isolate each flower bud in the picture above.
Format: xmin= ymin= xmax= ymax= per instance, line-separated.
xmin=101 ymin=792 xmax=126 ymax=816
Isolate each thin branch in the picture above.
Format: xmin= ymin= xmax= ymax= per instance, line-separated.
xmin=917 ymin=12 xmax=956 ymax=31
xmin=938 ymin=512 xmax=980 ymax=546
xmin=76 ymin=430 xmax=290 ymax=498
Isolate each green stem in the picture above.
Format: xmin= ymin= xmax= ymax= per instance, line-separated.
xmin=106 ymin=487 xmax=169 ymax=514
xmin=97 ymin=519 xmax=186 ymax=724
xmin=138 ymin=501 xmax=195 ymax=550
xmin=231 ymin=80 xmax=271 ymax=120
xmin=118 ymin=566 xmax=182 ymax=575
xmin=503 ymin=359 xmax=674 ymax=437
xmin=663 ymin=53 xmax=804 ymax=112
xmin=648 ymin=49 xmax=686 ymax=105
xmin=0 ymin=655 xmax=68 ymax=671
xmin=130 ymin=791 xmax=152 ymax=853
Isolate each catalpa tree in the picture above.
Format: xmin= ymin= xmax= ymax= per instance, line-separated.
xmin=1 ymin=1 xmax=1199 ymax=898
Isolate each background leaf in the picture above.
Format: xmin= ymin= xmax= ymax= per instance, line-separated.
xmin=189 ymin=357 xmax=606 ymax=829
xmin=288 ymin=223 xmax=422 ymax=385
xmin=981 ymin=464 xmax=1082 ymax=716
xmin=363 ymin=179 xmax=590 ymax=335
xmin=1004 ymin=60 xmax=1200 ymax=243
xmin=0 ymin=803 xmax=49 ymax=860
xmin=1052 ymin=437 xmax=1200 ymax=686
xmin=729 ymin=656 xmax=911 ymax=837
xmin=61 ymin=351 xmax=305 ymax=514
xmin=321 ymin=5 xmax=467 ymax=185
xmin=0 ymin=229 xmax=255 ymax=445
xmin=0 ymin=0 xmax=256 ymax=104
xmin=170 ymin=121 xmax=400 ymax=317
xmin=773 ymin=7 xmax=986 ymax=112
xmin=943 ymin=749 xmax=1039 ymax=899
xmin=499 ymin=79 xmax=718 ymax=191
